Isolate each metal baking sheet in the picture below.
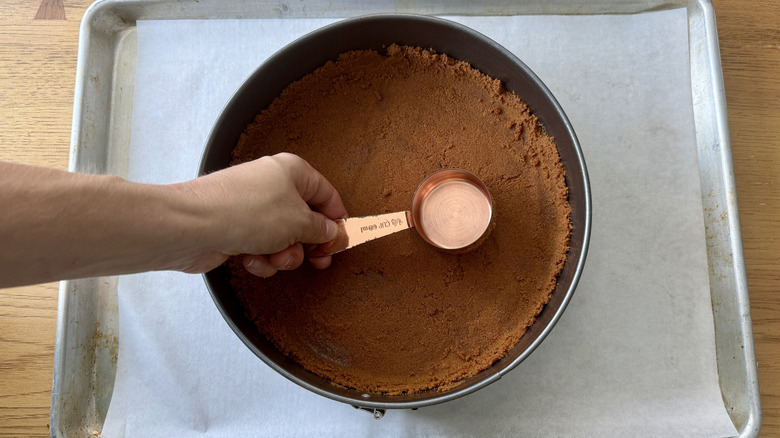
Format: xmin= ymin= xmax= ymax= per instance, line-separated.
xmin=49 ymin=0 xmax=760 ymax=436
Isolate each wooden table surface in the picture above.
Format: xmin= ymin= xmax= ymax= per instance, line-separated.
xmin=0 ymin=0 xmax=777 ymax=436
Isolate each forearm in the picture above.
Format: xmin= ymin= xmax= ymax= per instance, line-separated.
xmin=0 ymin=162 xmax=214 ymax=287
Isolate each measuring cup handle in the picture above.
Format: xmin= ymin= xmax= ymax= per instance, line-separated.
xmin=308 ymin=211 xmax=413 ymax=258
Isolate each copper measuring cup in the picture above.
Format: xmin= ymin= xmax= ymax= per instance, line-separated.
xmin=310 ymin=169 xmax=493 ymax=257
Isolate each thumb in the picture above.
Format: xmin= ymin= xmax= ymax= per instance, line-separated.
xmin=298 ymin=211 xmax=339 ymax=244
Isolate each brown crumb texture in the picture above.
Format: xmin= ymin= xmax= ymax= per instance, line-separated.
xmin=229 ymin=45 xmax=571 ymax=395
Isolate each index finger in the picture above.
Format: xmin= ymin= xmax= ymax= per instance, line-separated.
xmin=276 ymin=153 xmax=349 ymax=220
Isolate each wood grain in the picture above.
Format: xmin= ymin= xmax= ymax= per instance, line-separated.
xmin=0 ymin=1 xmax=778 ymax=436
xmin=35 ymin=0 xmax=67 ymax=20
xmin=713 ymin=0 xmax=780 ymax=435
xmin=0 ymin=1 xmax=91 ymax=436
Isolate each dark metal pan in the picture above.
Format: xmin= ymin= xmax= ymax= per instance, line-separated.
xmin=199 ymin=14 xmax=591 ymax=413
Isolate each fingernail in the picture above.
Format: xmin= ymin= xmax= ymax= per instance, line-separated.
xmin=325 ymin=219 xmax=338 ymax=240
xmin=244 ymin=256 xmax=274 ymax=278
xmin=279 ymin=256 xmax=294 ymax=270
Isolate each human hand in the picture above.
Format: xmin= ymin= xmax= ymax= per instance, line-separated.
xmin=178 ymin=153 xmax=348 ymax=277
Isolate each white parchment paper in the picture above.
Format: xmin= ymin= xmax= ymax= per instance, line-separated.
xmin=101 ymin=10 xmax=739 ymax=437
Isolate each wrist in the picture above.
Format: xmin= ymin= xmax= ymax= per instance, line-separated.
xmin=78 ymin=174 xmax=225 ymax=275
xmin=161 ymin=179 xmax=231 ymax=271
